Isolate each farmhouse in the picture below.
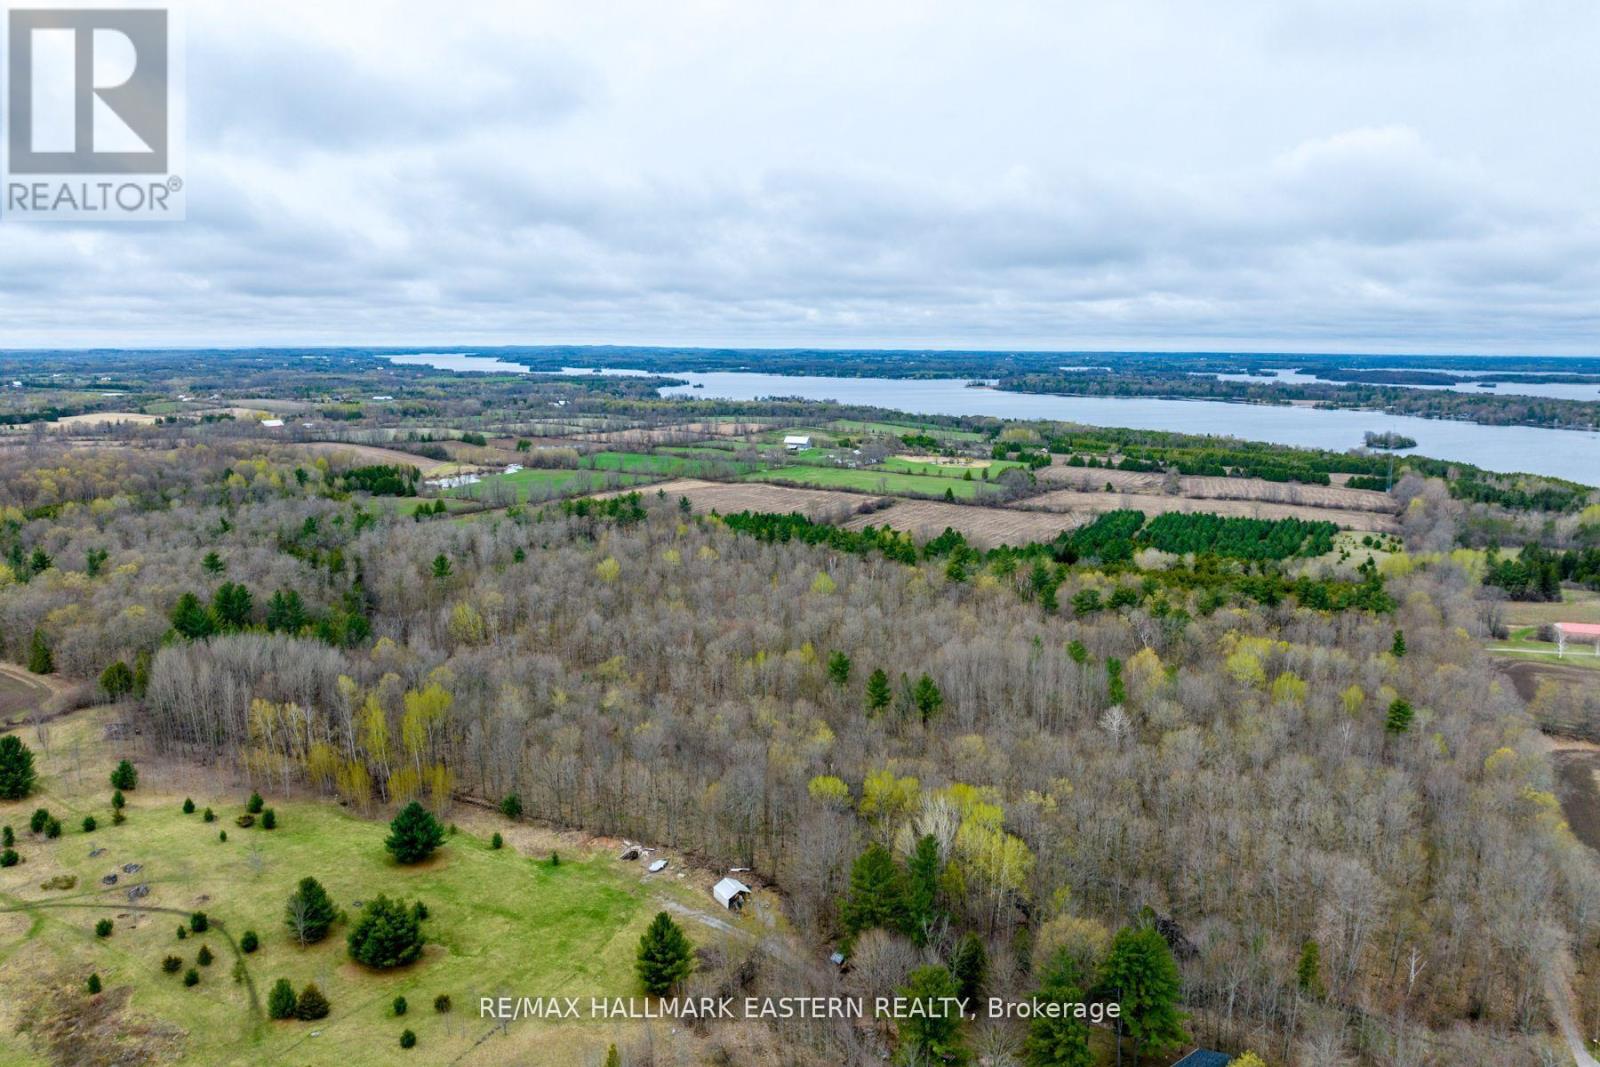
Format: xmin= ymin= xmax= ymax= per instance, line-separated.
xmin=783 ymin=434 xmax=812 ymax=451
xmin=1554 ymin=622 xmax=1600 ymax=657
xmin=712 ymin=877 xmax=751 ymax=910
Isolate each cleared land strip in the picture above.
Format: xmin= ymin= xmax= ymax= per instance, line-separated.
xmin=602 ymin=478 xmax=878 ymax=520
xmin=839 ymin=499 xmax=1082 ymax=547
xmin=1036 ymin=465 xmax=1396 ymax=514
xmin=1019 ymin=487 xmax=1399 ymax=533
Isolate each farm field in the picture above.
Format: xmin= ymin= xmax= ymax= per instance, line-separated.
xmin=744 ymin=465 xmax=999 ymax=500
xmin=0 ymin=707 xmax=743 ymax=1067
xmin=49 ymin=412 xmax=159 ymax=428
xmin=877 ymin=455 xmax=1024 ymax=478
xmin=600 ymin=478 xmax=878 ymax=521
xmin=1020 ymin=487 xmax=1399 ymax=533
xmin=1502 ymin=588 xmax=1600 ymax=629
xmin=445 ymin=466 xmax=655 ymax=503
xmin=587 ymin=451 xmax=751 ymax=477
xmin=839 ymin=499 xmax=1082 ymax=547
xmin=290 ymin=442 xmax=458 ymax=478
xmin=826 ymin=419 xmax=985 ymax=441
xmin=0 ymin=666 xmax=52 ymax=723
xmin=1036 ymin=465 xmax=1396 ymax=513
xmin=564 ymin=420 xmax=771 ymax=446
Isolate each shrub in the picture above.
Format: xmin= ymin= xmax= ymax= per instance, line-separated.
xmin=197 ymin=945 xmax=214 ymax=966
xmin=176 ymin=925 xmax=187 ymax=940
xmin=550 ymin=851 xmax=559 ymax=867
xmin=261 ymin=809 xmax=277 ymax=830
xmin=189 ymin=912 xmax=208 ymax=933
xmin=347 ymin=894 xmax=425 ymax=969
xmin=499 ymin=793 xmax=522 ymax=819
xmin=28 ymin=808 xmax=48 ymax=834
xmin=0 ymin=849 xmax=17 ymax=867
xmin=2 ymin=826 xmax=12 ymax=847
xmin=162 ymin=955 xmax=183 ymax=974
xmin=109 ymin=760 xmax=137 ymax=791
xmin=412 ymin=901 xmax=429 ymax=922
xmin=44 ymin=817 xmax=60 ymax=839
xmin=111 ymin=790 xmax=125 ymax=810
xmin=86 ymin=973 xmax=101 ymax=994
xmin=490 ymin=832 xmax=503 ymax=850
xmin=219 ymin=830 xmax=227 ymax=842
xmin=267 ymin=978 xmax=296 ymax=1019
xmin=81 ymin=816 xmax=96 ymax=833
xmin=285 ymin=876 xmax=339 ymax=945
xmin=182 ymin=798 xmax=195 ymax=814
xmin=235 ymin=814 xmax=255 ymax=828
xmin=399 ymin=1029 xmax=416 ymax=1049
xmin=393 ymin=995 xmax=408 ymax=1016
xmin=433 ymin=993 xmax=451 ymax=1013
xmin=183 ymin=968 xmax=199 ymax=987
xmin=385 ymin=802 xmax=444 ymax=864
xmin=247 ymin=792 xmax=264 ymax=814
xmin=0 ymin=736 xmax=37 ymax=800
xmin=295 ymin=982 xmax=331 ymax=1020
xmin=240 ymin=930 xmax=259 ymax=953
xmin=95 ymin=919 xmax=113 ymax=938
xmin=202 ymin=807 xmax=215 ymax=822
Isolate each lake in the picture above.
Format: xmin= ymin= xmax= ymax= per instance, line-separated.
xmin=384 ymin=356 xmax=1599 ymax=483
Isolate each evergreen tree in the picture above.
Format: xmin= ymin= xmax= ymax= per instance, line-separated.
xmin=1023 ymin=949 xmax=1093 ymax=1067
xmin=197 ymin=944 xmax=214 ymax=966
xmin=295 ymin=982 xmax=331 ymax=1020
xmin=1296 ymin=939 xmax=1324 ymax=997
xmin=182 ymin=798 xmax=195 ymax=814
xmin=431 ymin=554 xmax=453 ymax=580
xmin=170 ymin=593 xmax=215 ymax=639
xmin=911 ymin=674 xmax=944 ymax=724
xmin=840 ymin=842 xmax=910 ymax=940
xmin=393 ymin=995 xmax=408 ymax=1015
xmin=262 ymin=809 xmax=277 ymax=829
xmin=1385 ymin=698 xmax=1415 ymax=735
xmin=110 ymin=760 xmax=138 ymax=790
xmin=183 ymin=967 xmax=199 ymax=987
xmin=0 ymin=736 xmax=37 ymax=800
xmin=99 ymin=660 xmax=134 ymax=700
xmin=2 ymin=826 xmax=12 ymax=847
xmin=29 ymin=808 xmax=49 ymax=833
xmin=86 ymin=973 xmax=101 ymax=994
xmin=285 ymin=876 xmax=339 ymax=944
xmin=26 ymin=630 xmax=53 ymax=674
xmin=266 ymin=589 xmax=309 ymax=633
xmin=634 ymin=910 xmax=694 ymax=995
xmin=111 ymin=790 xmax=125 ymax=809
xmin=240 ymin=930 xmax=259 ymax=953
xmin=604 ymin=1044 xmax=621 ymax=1067
xmin=865 ymin=668 xmax=892 ymax=717
xmin=386 ymin=802 xmax=445 ymax=864
xmin=951 ymin=932 xmax=988 ymax=1004
xmin=1390 ymin=629 xmax=1407 ymax=658
xmin=399 ymin=1029 xmax=417 ymax=1049
xmin=895 ymin=965 xmax=969 ymax=1065
xmin=268 ymin=977 xmax=297 ymax=1019
xmin=904 ymin=834 xmax=944 ymax=945
xmin=499 ymin=793 xmax=523 ymax=819
xmin=81 ymin=815 xmax=96 ymax=833
xmin=347 ymin=894 xmax=425 ymax=969
xmin=202 ymin=551 xmax=225 ymax=575
xmin=247 ymin=791 xmax=264 ymax=814
xmin=1099 ymin=924 xmax=1189 ymax=1066
xmin=211 ymin=582 xmax=254 ymax=629
xmin=827 ymin=650 xmax=852 ymax=687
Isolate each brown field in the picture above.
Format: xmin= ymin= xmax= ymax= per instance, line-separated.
xmin=564 ymin=421 xmax=772 ymax=447
xmin=602 ymin=478 xmax=878 ymax=520
xmin=0 ymin=665 xmax=55 ymax=722
xmin=1019 ymin=488 xmax=1399 ymax=533
xmin=1036 ymin=466 xmax=1395 ymax=514
xmin=840 ymin=499 xmax=1082 ymax=547
xmin=291 ymin=441 xmax=458 ymax=477
xmin=49 ymin=411 xmax=158 ymax=428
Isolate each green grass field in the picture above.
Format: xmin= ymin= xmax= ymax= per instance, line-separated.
xmin=826 ymin=419 xmax=985 ymax=442
xmin=0 ymin=710 xmax=719 ymax=1066
xmin=445 ymin=467 xmax=654 ymax=503
xmin=743 ymin=465 xmax=990 ymax=499
xmin=875 ymin=456 xmax=1022 ymax=479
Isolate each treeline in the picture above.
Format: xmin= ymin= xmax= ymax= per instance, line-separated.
xmin=1484 ymin=544 xmax=1600 ymax=601
xmin=334 ymin=464 xmax=419 ymax=497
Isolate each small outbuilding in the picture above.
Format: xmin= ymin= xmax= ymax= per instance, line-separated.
xmin=712 ymin=877 xmax=751 ymax=911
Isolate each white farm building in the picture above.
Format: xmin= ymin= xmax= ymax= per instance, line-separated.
xmin=712 ymin=877 xmax=751 ymax=910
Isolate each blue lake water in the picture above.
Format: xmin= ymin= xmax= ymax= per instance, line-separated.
xmin=385 ymin=356 xmax=1599 ymax=483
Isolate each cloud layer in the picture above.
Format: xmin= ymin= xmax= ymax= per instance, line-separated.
xmin=4 ymin=0 xmax=1600 ymax=353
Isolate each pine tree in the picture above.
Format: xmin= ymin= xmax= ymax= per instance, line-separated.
xmin=0 ymin=736 xmax=37 ymax=800
xmin=285 ymin=876 xmax=339 ymax=945
xmin=951 ymin=932 xmax=988 ymax=1004
xmin=1296 ymin=939 xmax=1324 ymax=997
xmin=295 ymin=982 xmax=331 ymax=1020
xmin=240 ymin=930 xmax=259 ymax=953
xmin=386 ymin=801 xmax=445 ymax=864
xmin=1023 ymin=949 xmax=1094 ymax=1067
xmin=431 ymin=554 xmax=453 ymax=580
xmin=911 ymin=674 xmax=944 ymax=724
xmin=827 ymin=650 xmax=852 ymax=687
xmin=1390 ymin=629 xmax=1407 ymax=658
xmin=347 ymin=894 xmax=425 ymax=969
xmin=1099 ymin=924 xmax=1189 ymax=1066
xmin=840 ymin=842 xmax=909 ymax=940
xmin=110 ymin=759 xmax=138 ymax=790
xmin=865 ymin=668 xmax=891 ymax=717
xmin=170 ymin=592 xmax=215 ymax=639
xmin=499 ymin=793 xmax=523 ymax=819
xmin=904 ymin=834 xmax=944 ymax=945
xmin=197 ymin=944 xmax=214 ymax=966
xmin=202 ymin=551 xmax=225 ymax=575
xmin=247 ymin=791 xmax=264 ymax=814
xmin=1385 ymin=698 xmax=1415 ymax=735
xmin=86 ymin=973 xmax=101 ymax=994
xmin=26 ymin=630 xmax=53 ymax=674
xmin=896 ymin=965 xmax=969 ymax=1065
xmin=635 ymin=911 xmax=694 ymax=995
xmin=99 ymin=660 xmax=134 ymax=700
xmin=182 ymin=797 xmax=195 ymax=814
xmin=267 ymin=977 xmax=296 ymax=1018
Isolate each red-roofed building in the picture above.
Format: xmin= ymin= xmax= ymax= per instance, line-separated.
xmin=1554 ymin=622 xmax=1600 ymax=656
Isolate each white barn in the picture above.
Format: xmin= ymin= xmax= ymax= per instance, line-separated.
xmin=712 ymin=877 xmax=751 ymax=910
xmin=783 ymin=435 xmax=812 ymax=451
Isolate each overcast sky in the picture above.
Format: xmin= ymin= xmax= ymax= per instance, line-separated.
xmin=4 ymin=0 xmax=1600 ymax=353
